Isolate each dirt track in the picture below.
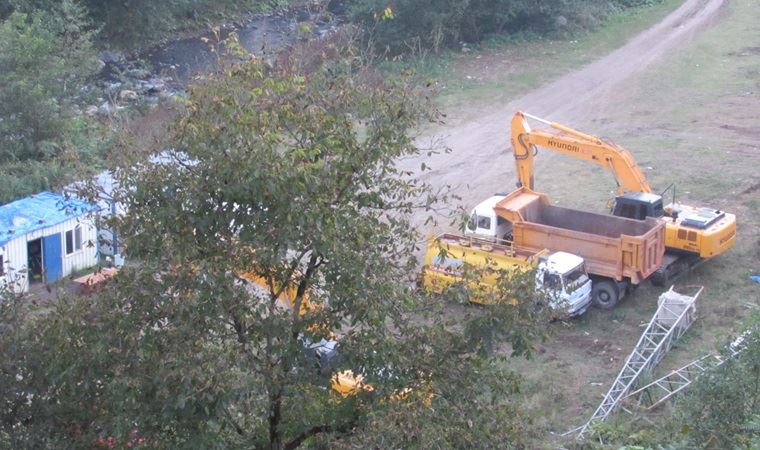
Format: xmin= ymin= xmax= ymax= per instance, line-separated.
xmin=407 ymin=0 xmax=726 ymax=229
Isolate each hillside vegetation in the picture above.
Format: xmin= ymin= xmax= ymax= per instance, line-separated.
xmin=0 ymin=0 xmax=667 ymax=204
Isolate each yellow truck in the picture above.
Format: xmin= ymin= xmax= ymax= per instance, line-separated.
xmin=421 ymin=233 xmax=593 ymax=317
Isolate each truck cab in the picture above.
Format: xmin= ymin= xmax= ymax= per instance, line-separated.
xmin=536 ymin=252 xmax=592 ymax=317
xmin=466 ymin=194 xmax=511 ymax=240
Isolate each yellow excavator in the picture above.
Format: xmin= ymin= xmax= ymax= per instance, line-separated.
xmin=510 ymin=111 xmax=736 ymax=285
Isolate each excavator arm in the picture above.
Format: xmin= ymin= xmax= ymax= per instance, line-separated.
xmin=511 ymin=111 xmax=653 ymax=195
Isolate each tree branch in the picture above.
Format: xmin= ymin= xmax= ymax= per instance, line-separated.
xmin=283 ymin=418 xmax=357 ymax=450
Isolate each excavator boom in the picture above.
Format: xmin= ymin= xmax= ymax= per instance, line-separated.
xmin=511 ymin=112 xmax=652 ymax=195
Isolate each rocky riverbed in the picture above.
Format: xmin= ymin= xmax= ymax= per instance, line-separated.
xmin=85 ymin=8 xmax=340 ymax=118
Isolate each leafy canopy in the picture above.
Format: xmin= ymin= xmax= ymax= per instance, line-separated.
xmin=1 ymin=36 xmax=550 ymax=449
xmin=0 ymin=0 xmax=102 ymax=203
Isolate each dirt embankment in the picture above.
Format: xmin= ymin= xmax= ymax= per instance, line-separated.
xmin=407 ymin=0 xmax=727 ymax=229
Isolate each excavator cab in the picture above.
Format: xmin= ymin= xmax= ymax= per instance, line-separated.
xmin=612 ymin=192 xmax=665 ymax=220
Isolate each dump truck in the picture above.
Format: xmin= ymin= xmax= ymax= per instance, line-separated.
xmin=468 ymin=187 xmax=665 ymax=309
xmin=421 ymin=232 xmax=593 ymax=317
xmin=510 ymin=111 xmax=736 ymax=285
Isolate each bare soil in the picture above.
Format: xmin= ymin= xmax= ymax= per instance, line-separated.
xmin=406 ymin=0 xmax=728 ymax=222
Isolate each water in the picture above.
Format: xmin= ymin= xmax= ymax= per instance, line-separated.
xmin=142 ymin=15 xmax=296 ymax=86
xmin=92 ymin=11 xmax=338 ymax=109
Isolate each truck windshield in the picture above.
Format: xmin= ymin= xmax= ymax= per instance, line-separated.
xmin=562 ymin=265 xmax=588 ymax=293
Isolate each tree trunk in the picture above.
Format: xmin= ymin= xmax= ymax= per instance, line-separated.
xmin=269 ymin=390 xmax=283 ymax=450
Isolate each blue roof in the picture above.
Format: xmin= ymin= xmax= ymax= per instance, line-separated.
xmin=0 ymin=192 xmax=99 ymax=246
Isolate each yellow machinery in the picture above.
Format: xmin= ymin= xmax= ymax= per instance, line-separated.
xmin=238 ymin=271 xmax=362 ymax=396
xmin=421 ymin=233 xmax=542 ymax=304
xmin=238 ymin=270 xmax=317 ymax=316
xmin=238 ymin=271 xmax=429 ymax=401
xmin=510 ymin=111 xmax=736 ymax=284
xmin=421 ymin=233 xmax=593 ymax=315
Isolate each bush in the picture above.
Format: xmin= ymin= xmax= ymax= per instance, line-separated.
xmin=0 ymin=1 xmax=106 ymax=203
xmin=9 ymin=0 xmax=295 ymax=47
xmin=349 ymin=0 xmax=663 ymax=55
xmin=0 ymin=1 xmax=98 ymax=163
xmin=672 ymin=329 xmax=760 ymax=448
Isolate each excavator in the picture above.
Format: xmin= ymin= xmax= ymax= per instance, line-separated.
xmin=510 ymin=111 xmax=737 ymax=285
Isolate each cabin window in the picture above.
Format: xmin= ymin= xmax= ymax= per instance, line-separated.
xmin=467 ymin=214 xmax=477 ymax=231
xmin=543 ymin=272 xmax=562 ymax=290
xmin=477 ymin=215 xmax=491 ymax=230
xmin=687 ymin=231 xmax=697 ymax=242
xmin=620 ymin=203 xmax=636 ymax=219
xmin=65 ymin=226 xmax=83 ymax=255
xmin=652 ymin=202 xmax=664 ymax=218
xmin=677 ymin=229 xmax=687 ymax=240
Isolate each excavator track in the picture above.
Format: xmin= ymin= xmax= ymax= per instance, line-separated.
xmin=650 ymin=253 xmax=703 ymax=286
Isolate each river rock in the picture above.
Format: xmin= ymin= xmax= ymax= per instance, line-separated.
xmin=144 ymin=78 xmax=166 ymax=94
xmin=97 ymin=102 xmax=112 ymax=116
xmin=119 ymin=89 xmax=138 ymax=101
xmin=100 ymin=50 xmax=125 ymax=64
xmin=105 ymin=82 xmax=122 ymax=97
xmin=127 ymin=68 xmax=151 ymax=79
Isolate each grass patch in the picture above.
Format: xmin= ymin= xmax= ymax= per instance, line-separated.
xmin=401 ymin=0 xmax=685 ymax=123
xmin=496 ymin=0 xmax=760 ymax=446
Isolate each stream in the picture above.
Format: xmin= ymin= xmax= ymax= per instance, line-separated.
xmin=90 ymin=10 xmax=339 ymax=115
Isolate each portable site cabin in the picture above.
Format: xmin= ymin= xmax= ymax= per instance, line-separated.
xmin=0 ymin=192 xmax=99 ymax=294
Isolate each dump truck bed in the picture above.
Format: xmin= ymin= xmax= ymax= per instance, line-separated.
xmin=495 ymin=188 xmax=664 ymax=283
xmin=428 ymin=233 xmax=544 ymax=262
xmin=420 ymin=233 xmax=547 ymax=297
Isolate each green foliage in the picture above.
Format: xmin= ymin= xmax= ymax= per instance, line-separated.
xmin=350 ymin=0 xmax=664 ymax=54
xmin=0 ymin=1 xmax=98 ymax=162
xmin=0 ymin=1 xmax=106 ymax=204
xmin=670 ymin=328 xmax=760 ymax=449
xmin=8 ymin=0 xmax=295 ymax=47
xmin=1 ymin=39 xmax=548 ymax=448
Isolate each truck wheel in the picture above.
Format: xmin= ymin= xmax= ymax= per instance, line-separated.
xmin=592 ymin=280 xmax=619 ymax=310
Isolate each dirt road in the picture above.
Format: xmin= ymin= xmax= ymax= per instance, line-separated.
xmin=407 ymin=0 xmax=726 ymax=230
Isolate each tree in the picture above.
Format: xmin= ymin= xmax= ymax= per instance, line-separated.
xmin=0 ymin=0 xmax=101 ymax=203
xmin=0 ymin=1 xmax=98 ymax=162
xmin=667 ymin=327 xmax=760 ymax=449
xmin=1 ymin=36 xmax=549 ymax=449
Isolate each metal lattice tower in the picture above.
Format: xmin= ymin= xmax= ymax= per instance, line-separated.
xmin=569 ymin=286 xmax=703 ymax=439
xmin=622 ymin=327 xmax=754 ymax=410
